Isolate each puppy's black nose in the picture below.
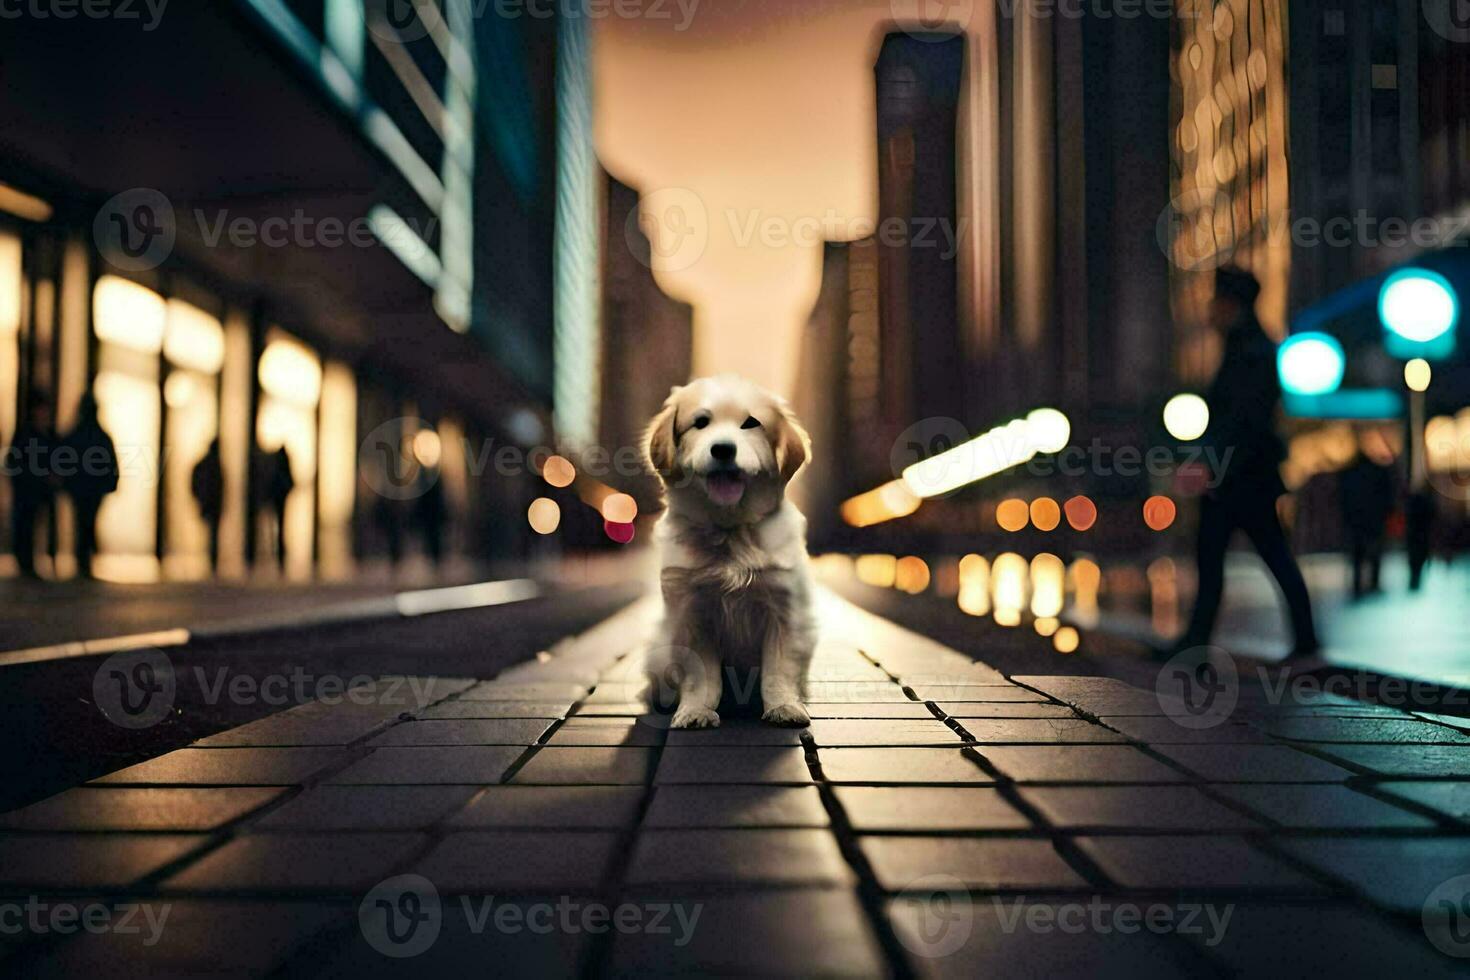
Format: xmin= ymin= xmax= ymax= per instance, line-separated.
xmin=710 ymin=442 xmax=736 ymax=463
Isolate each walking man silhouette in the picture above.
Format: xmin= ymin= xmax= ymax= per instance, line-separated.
xmin=1174 ymin=267 xmax=1320 ymax=660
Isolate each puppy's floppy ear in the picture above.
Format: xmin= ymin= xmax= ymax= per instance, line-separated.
xmin=644 ymin=386 xmax=681 ymax=478
xmin=774 ymin=401 xmax=811 ymax=483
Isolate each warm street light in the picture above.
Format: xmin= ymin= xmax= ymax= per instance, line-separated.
xmin=843 ymin=408 xmax=1073 ymax=527
xmin=1163 ymin=393 xmax=1210 ymax=441
xmin=527 ymin=497 xmax=561 ymax=534
xmin=1405 ymin=358 xmax=1432 ymax=393
xmin=841 ymin=480 xmax=922 ymax=527
xmin=601 ymin=493 xmax=638 ymax=524
xmin=901 ymin=409 xmax=1070 ymax=499
xmin=541 ymin=454 xmax=576 ymax=488
xmin=1026 ymin=408 xmax=1072 ymax=454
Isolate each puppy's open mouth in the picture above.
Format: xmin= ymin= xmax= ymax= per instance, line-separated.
xmin=703 ymin=469 xmax=746 ymax=506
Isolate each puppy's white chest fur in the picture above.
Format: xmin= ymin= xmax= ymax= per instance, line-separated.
xmin=657 ymin=504 xmax=811 ymax=664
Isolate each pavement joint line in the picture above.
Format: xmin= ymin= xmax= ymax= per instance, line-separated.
xmin=573 ymin=651 xmax=671 ymax=980
xmin=30 ymin=673 xmax=466 ymax=900
xmin=939 ymin=711 xmax=1124 ymax=893
xmin=802 ymin=723 xmax=918 ymax=980
xmin=0 ymin=577 xmax=542 ymax=668
xmin=1347 ymin=780 xmax=1470 ymax=829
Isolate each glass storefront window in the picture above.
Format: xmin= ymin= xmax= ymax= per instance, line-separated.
xmin=257 ymin=329 xmax=320 ymax=579
xmin=92 ymin=276 xmax=165 ymax=582
xmin=162 ymin=299 xmax=225 ymax=580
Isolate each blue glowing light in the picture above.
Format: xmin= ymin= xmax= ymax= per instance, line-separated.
xmin=1278 ymin=332 xmax=1346 ymax=397
xmin=1379 ymin=268 xmax=1459 ymax=360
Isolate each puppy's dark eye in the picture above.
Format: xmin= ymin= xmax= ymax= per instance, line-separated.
xmin=741 ymin=416 xmax=762 ymax=429
xmin=692 ymin=416 xmax=710 ymax=430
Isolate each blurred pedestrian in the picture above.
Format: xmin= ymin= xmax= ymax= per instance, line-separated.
xmin=191 ymin=439 xmax=224 ymax=573
xmin=4 ymin=391 xmax=58 ymax=578
xmin=1337 ymin=433 xmax=1395 ymax=599
xmin=1406 ymin=489 xmax=1436 ymax=591
xmin=1173 ymin=267 xmax=1320 ymax=659
xmin=61 ymin=394 xmax=119 ymax=579
xmin=415 ymin=470 xmax=446 ymax=568
xmin=264 ymin=446 xmax=294 ymax=572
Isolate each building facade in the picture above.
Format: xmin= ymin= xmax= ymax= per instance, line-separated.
xmin=0 ymin=0 xmax=559 ymax=580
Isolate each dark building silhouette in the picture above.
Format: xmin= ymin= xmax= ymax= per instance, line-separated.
xmin=874 ymin=34 xmax=967 ymax=431
xmin=598 ymin=172 xmax=694 ymax=505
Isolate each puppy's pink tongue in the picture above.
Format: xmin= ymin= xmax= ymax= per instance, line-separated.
xmin=706 ymin=473 xmax=745 ymax=506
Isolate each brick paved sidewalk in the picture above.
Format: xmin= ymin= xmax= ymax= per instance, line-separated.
xmin=2 ymin=594 xmax=1469 ymax=976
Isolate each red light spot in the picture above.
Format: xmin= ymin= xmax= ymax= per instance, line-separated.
xmin=1063 ymin=495 xmax=1097 ymax=531
xmin=1143 ymin=495 xmax=1178 ymax=531
xmin=604 ymin=520 xmax=635 ymax=544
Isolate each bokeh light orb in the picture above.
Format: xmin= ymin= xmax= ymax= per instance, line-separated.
xmin=1053 ymin=626 xmax=1080 ymax=654
xmin=412 ymin=428 xmax=442 ymax=468
xmin=604 ymin=520 xmax=635 ymax=544
xmin=996 ymin=498 xmax=1029 ymax=532
xmin=1029 ymin=497 xmax=1061 ymax=532
xmin=894 ymin=556 xmax=931 ymax=594
xmin=601 ymin=492 xmax=638 ymax=524
xmin=1277 ymin=332 xmax=1346 ymax=397
xmin=527 ymin=497 xmax=561 ymax=534
xmin=1063 ymin=495 xmax=1097 ymax=532
xmin=1026 ymin=408 xmax=1071 ymax=454
xmin=1404 ymin=358 xmax=1432 ymax=393
xmin=542 ymin=454 xmax=576 ymax=488
xmin=1163 ymin=393 xmax=1210 ymax=441
xmin=1380 ymin=268 xmax=1459 ymax=344
xmin=1143 ymin=495 xmax=1178 ymax=531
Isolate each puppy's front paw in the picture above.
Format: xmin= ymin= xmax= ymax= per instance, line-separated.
xmin=671 ymin=706 xmax=721 ymax=729
xmin=762 ymin=702 xmax=810 ymax=727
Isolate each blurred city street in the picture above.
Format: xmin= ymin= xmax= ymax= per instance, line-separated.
xmin=2 ymin=578 xmax=1470 ymax=975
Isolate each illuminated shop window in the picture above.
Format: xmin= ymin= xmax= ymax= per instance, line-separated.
xmin=257 ymin=330 xmax=321 ymax=579
xmin=91 ymin=276 xmax=165 ymax=582
xmin=161 ymin=299 xmax=225 ymax=580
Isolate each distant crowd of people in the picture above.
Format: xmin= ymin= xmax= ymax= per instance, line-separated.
xmin=4 ymin=392 xmax=447 ymax=579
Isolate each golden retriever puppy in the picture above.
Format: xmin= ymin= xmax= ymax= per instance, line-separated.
xmin=643 ymin=374 xmax=815 ymax=728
